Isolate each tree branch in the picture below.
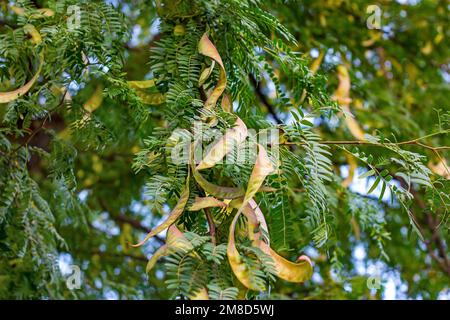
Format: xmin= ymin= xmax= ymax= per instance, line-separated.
xmin=249 ymin=75 xmax=283 ymax=124
xmin=91 ymin=250 xmax=148 ymax=262
xmin=97 ymin=198 xmax=165 ymax=245
xmin=282 ymin=138 xmax=449 ymax=151
xmin=396 ymin=179 xmax=450 ymax=277
xmin=283 ymin=131 xmax=450 ymax=177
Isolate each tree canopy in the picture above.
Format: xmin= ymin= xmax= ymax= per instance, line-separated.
xmin=0 ymin=0 xmax=449 ymax=300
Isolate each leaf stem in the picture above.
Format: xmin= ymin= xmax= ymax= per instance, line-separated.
xmin=205 ymin=208 xmax=217 ymax=245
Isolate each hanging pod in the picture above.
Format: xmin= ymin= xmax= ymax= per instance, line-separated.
xmin=229 ymin=199 xmax=313 ymax=285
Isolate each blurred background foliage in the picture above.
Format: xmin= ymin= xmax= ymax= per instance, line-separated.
xmin=0 ymin=0 xmax=448 ymax=299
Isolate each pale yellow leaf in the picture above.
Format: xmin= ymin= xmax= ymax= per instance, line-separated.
xmin=145 ymin=245 xmax=168 ymax=273
xmin=11 ymin=6 xmax=54 ymax=18
xmin=221 ymin=94 xmax=232 ymax=112
xmin=135 ymin=91 xmax=165 ymax=105
xmin=428 ymin=159 xmax=450 ymax=179
xmin=192 ymin=169 xmax=245 ymax=199
xmin=309 ymin=51 xmax=325 ymax=74
xmin=146 ymin=224 xmax=196 ymax=273
xmin=421 ymin=41 xmax=433 ymax=55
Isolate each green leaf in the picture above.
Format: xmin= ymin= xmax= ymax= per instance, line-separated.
xmin=300 ymin=119 xmax=314 ymax=127
xmin=368 ymin=176 xmax=381 ymax=194
xmin=378 ymin=181 xmax=387 ymax=202
xmin=358 ymin=169 xmax=376 ymax=179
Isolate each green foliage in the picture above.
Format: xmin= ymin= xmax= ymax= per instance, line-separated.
xmin=0 ymin=0 xmax=449 ymax=300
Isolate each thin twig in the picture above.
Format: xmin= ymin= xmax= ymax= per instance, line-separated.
xmin=98 ymin=198 xmax=165 ymax=245
xmin=282 ymin=139 xmax=449 ymax=150
xmin=282 ymin=131 xmax=450 ymax=176
xmin=90 ymin=250 xmax=148 ymax=262
xmin=204 ymin=208 xmax=217 ymax=245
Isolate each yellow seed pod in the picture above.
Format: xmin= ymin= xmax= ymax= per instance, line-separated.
xmin=23 ymin=24 xmax=42 ymax=44
xmin=173 ymin=24 xmax=186 ymax=36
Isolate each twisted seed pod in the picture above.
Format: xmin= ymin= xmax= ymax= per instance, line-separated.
xmin=198 ymin=33 xmax=227 ymax=111
xmin=227 ymin=210 xmax=263 ymax=291
xmin=230 ymin=199 xmax=313 ymax=284
xmin=132 ymin=173 xmax=190 ymax=247
xmin=145 ymin=225 xmax=209 ymax=299
xmin=188 ymin=196 xmax=227 ymax=211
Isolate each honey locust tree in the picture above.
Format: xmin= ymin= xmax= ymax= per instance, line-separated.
xmin=0 ymin=0 xmax=449 ymax=299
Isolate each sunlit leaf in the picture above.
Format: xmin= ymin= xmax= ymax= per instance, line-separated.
xmin=11 ymin=6 xmax=54 ymax=18
xmin=146 ymin=224 xmax=195 ymax=273
xmin=192 ymin=168 xmax=245 ymax=199
xmin=190 ymin=287 xmax=209 ymax=300
xmin=128 ymin=79 xmax=165 ymax=104
xmin=221 ymin=94 xmax=232 ymax=113
xmin=428 ymin=159 xmax=450 ymax=179
xmin=135 ymin=91 xmax=165 ymax=105
xmin=309 ymin=51 xmax=325 ymax=74
xmin=198 ymin=61 xmax=215 ymax=86
xmin=128 ymin=80 xmax=156 ymax=89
